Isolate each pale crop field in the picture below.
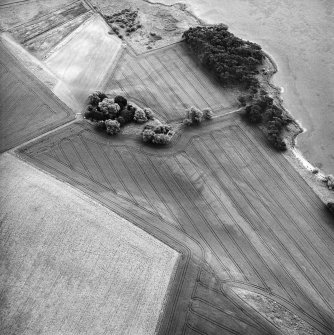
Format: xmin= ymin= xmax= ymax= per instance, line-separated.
xmin=18 ymin=113 xmax=334 ymax=335
xmin=45 ymin=14 xmax=122 ymax=105
xmin=0 ymin=153 xmax=179 ymax=335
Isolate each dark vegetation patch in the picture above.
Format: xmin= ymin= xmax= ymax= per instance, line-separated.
xmin=183 ymin=24 xmax=291 ymax=151
xmin=84 ymin=91 xmax=173 ymax=144
xmin=142 ymin=124 xmax=174 ymax=145
xmin=240 ymin=90 xmax=293 ymax=151
xmin=183 ymin=106 xmax=213 ymax=126
xmin=105 ymin=8 xmax=141 ymax=39
xmin=183 ymin=24 xmax=264 ymax=88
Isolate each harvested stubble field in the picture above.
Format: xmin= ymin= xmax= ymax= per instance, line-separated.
xmin=104 ymin=42 xmax=239 ymax=122
xmin=0 ymin=41 xmax=74 ymax=152
xmin=9 ymin=1 xmax=89 ymax=44
xmin=0 ymin=0 xmax=72 ymax=31
xmin=0 ymin=153 xmax=179 ymax=335
xmin=18 ymin=112 xmax=334 ymax=335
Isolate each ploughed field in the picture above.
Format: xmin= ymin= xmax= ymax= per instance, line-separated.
xmin=0 ymin=41 xmax=74 ymax=152
xmin=104 ymin=43 xmax=239 ymax=122
xmin=18 ymin=113 xmax=334 ymax=335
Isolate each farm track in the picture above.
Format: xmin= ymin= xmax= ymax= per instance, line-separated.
xmin=17 ymin=111 xmax=334 ymax=334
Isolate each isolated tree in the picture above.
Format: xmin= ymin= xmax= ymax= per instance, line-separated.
xmin=185 ymin=106 xmax=203 ymax=125
xmin=105 ymin=119 xmax=121 ymax=135
xmin=98 ymin=98 xmax=120 ymax=119
xmin=133 ymin=108 xmax=148 ymax=123
xmin=114 ymin=95 xmax=128 ymax=110
xmin=203 ymin=108 xmax=213 ymax=120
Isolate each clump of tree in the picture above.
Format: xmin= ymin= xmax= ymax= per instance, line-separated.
xmin=324 ymin=175 xmax=334 ymax=190
xmin=183 ymin=25 xmax=264 ymax=89
xmin=85 ymin=91 xmax=158 ymax=137
xmin=106 ymin=9 xmax=141 ymax=38
xmin=183 ymin=106 xmax=214 ymax=126
xmin=243 ymin=91 xmax=291 ymax=151
xmin=142 ymin=124 xmax=174 ymax=145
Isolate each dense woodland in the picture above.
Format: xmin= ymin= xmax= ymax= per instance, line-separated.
xmin=183 ymin=24 xmax=264 ymax=88
xmin=183 ymin=25 xmax=291 ymax=150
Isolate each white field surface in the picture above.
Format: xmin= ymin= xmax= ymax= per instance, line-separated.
xmin=0 ymin=153 xmax=179 ymax=335
xmin=45 ymin=14 xmax=122 ymax=106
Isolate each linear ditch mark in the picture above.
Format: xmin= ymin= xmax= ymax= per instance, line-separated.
xmin=21 ymin=9 xmax=89 ymax=45
xmin=200 ymin=135 xmax=334 ymax=322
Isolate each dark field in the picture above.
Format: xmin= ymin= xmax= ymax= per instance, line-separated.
xmin=18 ymin=113 xmax=334 ymax=334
